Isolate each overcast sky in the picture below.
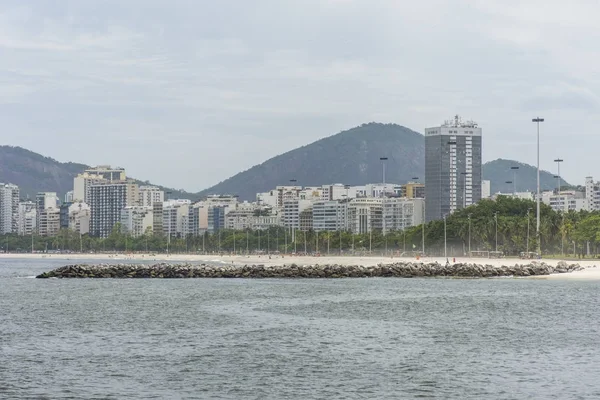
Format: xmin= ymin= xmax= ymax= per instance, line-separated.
xmin=1 ymin=0 xmax=597 ymax=191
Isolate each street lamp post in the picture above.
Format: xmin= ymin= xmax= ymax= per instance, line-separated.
xmin=526 ymin=208 xmax=532 ymax=254
xmin=554 ymin=158 xmax=563 ymax=193
xmin=289 ymin=179 xmax=297 ymax=252
xmin=468 ymin=213 xmax=472 ymax=257
xmin=505 ymin=181 xmax=513 ymax=195
xmin=304 ymin=230 xmax=307 ymax=254
xmin=380 ymin=157 xmax=388 ymax=237
xmin=380 ymin=157 xmax=388 ymax=187
xmin=443 ymin=214 xmax=447 ymax=260
xmin=166 ymin=191 xmax=172 ymax=254
xmin=494 ymin=211 xmax=499 ymax=252
xmin=413 ymin=176 xmax=425 ymax=256
xmin=511 ymin=166 xmax=519 ymax=195
xmin=532 ymin=117 xmax=544 ymax=256
xmin=561 ymin=213 xmax=565 ymax=257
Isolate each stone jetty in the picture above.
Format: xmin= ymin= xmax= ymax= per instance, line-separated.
xmin=36 ymin=261 xmax=585 ymax=279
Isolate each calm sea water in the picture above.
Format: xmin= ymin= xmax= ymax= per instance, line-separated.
xmin=2 ymin=258 xmax=600 ymax=399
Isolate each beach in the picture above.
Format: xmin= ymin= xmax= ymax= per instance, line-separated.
xmin=2 ymin=252 xmax=599 ymax=279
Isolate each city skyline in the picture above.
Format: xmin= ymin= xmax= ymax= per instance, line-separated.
xmin=1 ymin=1 xmax=597 ymax=190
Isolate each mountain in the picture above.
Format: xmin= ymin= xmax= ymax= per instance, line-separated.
xmin=482 ymin=159 xmax=568 ymax=195
xmin=197 ymin=123 xmax=426 ymax=200
xmin=197 ymin=123 xmax=571 ymax=200
xmin=0 ymin=146 xmax=196 ymax=201
xmin=1 ymin=124 xmax=572 ymax=202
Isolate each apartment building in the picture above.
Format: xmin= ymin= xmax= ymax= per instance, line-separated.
xmin=383 ymin=198 xmax=425 ymax=231
xmin=139 ymin=186 xmax=165 ymax=207
xmin=0 ymin=183 xmax=19 ymax=234
xmin=121 ymin=206 xmax=154 ymax=237
xmin=89 ymin=182 xmax=138 ymax=238
xmin=347 ymin=198 xmax=383 ymax=234
xmin=312 ymin=200 xmax=347 ymax=232
xmin=38 ymin=208 xmax=60 ymax=237
xmin=17 ymin=201 xmax=36 ymax=236
xmin=425 ymin=116 xmax=482 ymax=221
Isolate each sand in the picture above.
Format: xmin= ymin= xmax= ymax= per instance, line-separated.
xmin=2 ymin=253 xmax=599 ymax=280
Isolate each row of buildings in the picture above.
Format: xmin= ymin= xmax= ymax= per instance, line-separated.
xmin=490 ymin=176 xmax=600 ymax=213
xmin=0 ymin=116 xmax=590 ymax=238
xmin=0 ymin=166 xmax=428 ymax=238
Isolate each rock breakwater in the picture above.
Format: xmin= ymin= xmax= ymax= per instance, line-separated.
xmin=36 ymin=261 xmax=585 ymax=279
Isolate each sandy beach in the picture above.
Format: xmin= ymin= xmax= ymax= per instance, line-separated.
xmin=2 ymin=252 xmax=599 ymax=279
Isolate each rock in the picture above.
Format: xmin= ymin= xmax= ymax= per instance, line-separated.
xmin=34 ymin=260 xmax=594 ymax=279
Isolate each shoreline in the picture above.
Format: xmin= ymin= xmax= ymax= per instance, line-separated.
xmin=4 ymin=252 xmax=600 ymax=280
xmin=0 ymin=253 xmax=600 ymax=280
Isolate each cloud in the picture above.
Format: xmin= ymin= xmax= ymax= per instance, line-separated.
xmin=0 ymin=0 xmax=598 ymax=190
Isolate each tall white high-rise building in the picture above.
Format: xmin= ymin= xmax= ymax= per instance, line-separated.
xmin=425 ymin=115 xmax=482 ymax=221
xmin=0 ymin=184 xmax=20 ymax=234
xmin=89 ymin=182 xmax=138 ymax=238
xmin=584 ymin=176 xmax=600 ymax=211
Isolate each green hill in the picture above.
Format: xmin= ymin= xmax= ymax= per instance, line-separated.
xmin=0 ymin=146 xmax=195 ymax=201
xmin=197 ymin=123 xmax=425 ymax=200
xmin=483 ymin=159 xmax=568 ymax=194
xmin=0 ymin=123 xmax=572 ymax=202
xmin=197 ymin=123 xmax=570 ymax=200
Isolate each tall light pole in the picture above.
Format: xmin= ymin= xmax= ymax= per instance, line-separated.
xmin=511 ymin=166 xmax=519 ymax=195
xmin=289 ymin=179 xmax=297 ymax=252
xmin=380 ymin=157 xmax=388 ymax=236
xmin=380 ymin=157 xmax=388 ymax=187
xmin=304 ymin=230 xmax=307 ymax=254
xmin=468 ymin=213 xmax=472 ymax=257
xmin=554 ymin=158 xmax=563 ymax=193
xmin=413 ymin=176 xmax=425 ymax=255
xmin=505 ymin=181 xmax=513 ymax=194
xmin=526 ymin=208 xmax=532 ymax=255
xmin=443 ymin=214 xmax=447 ymax=260
xmin=165 ymin=191 xmax=172 ymax=254
xmin=561 ymin=213 xmax=565 ymax=257
xmin=494 ymin=211 xmax=499 ymax=252
xmin=532 ymin=117 xmax=544 ymax=256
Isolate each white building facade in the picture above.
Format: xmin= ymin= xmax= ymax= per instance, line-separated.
xmin=0 ymin=183 xmax=19 ymax=234
xmin=139 ymin=186 xmax=165 ymax=208
xmin=18 ymin=201 xmax=36 ymax=236
xmin=121 ymin=206 xmax=153 ymax=237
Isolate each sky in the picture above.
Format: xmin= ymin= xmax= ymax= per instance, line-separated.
xmin=1 ymin=0 xmax=598 ymax=191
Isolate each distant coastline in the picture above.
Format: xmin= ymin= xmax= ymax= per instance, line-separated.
xmin=3 ymin=253 xmax=599 ymax=280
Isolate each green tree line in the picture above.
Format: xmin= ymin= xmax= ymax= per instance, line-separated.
xmin=1 ymin=197 xmax=599 ymax=257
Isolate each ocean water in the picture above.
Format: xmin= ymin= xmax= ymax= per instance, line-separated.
xmin=2 ymin=258 xmax=600 ymax=399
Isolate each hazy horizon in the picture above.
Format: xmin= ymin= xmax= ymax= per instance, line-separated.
xmin=2 ymin=0 xmax=597 ymax=190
